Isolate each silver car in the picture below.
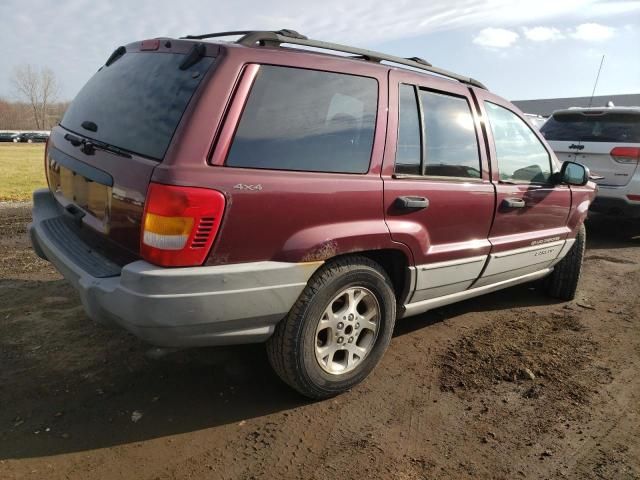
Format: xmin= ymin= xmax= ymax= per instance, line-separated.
xmin=541 ymin=106 xmax=640 ymax=218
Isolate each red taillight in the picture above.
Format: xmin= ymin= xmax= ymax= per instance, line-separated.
xmin=628 ymin=194 xmax=640 ymax=202
xmin=610 ymin=147 xmax=640 ymax=164
xmin=140 ymin=183 xmax=225 ymax=267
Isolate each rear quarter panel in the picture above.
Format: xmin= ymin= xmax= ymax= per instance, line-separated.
xmin=152 ymin=45 xmax=412 ymax=265
xmin=569 ymin=182 xmax=598 ymax=235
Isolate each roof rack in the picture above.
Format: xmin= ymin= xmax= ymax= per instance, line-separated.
xmin=180 ymin=29 xmax=487 ymax=89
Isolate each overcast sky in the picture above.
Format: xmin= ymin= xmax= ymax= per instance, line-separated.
xmin=2 ymin=0 xmax=638 ymax=102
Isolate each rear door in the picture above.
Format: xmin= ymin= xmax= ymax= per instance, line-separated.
xmin=541 ymin=110 xmax=640 ymax=187
xmin=382 ymin=71 xmax=495 ymax=303
xmin=48 ymin=42 xmax=216 ymax=256
xmin=473 ymin=90 xmax=572 ymax=287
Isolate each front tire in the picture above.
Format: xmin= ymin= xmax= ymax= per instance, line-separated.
xmin=544 ymin=224 xmax=586 ymax=301
xmin=267 ymin=256 xmax=396 ymax=399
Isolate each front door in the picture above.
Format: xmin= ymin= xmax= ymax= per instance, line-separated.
xmin=473 ymin=90 xmax=572 ymax=287
xmin=382 ymin=71 xmax=495 ymax=303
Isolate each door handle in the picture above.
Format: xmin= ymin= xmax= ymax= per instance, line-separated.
xmin=501 ymin=198 xmax=526 ymax=209
xmin=395 ymin=196 xmax=429 ymax=210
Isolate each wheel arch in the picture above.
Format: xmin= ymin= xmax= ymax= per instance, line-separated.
xmin=323 ymin=248 xmax=414 ymax=306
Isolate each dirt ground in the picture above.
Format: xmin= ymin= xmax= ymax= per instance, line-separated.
xmin=0 ymin=203 xmax=639 ymax=480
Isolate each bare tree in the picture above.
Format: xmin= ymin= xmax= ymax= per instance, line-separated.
xmin=11 ymin=65 xmax=59 ymax=130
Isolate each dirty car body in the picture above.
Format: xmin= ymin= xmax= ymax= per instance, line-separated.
xmin=30 ymin=30 xmax=596 ymax=397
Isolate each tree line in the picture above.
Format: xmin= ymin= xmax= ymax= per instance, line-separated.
xmin=0 ymin=65 xmax=69 ymax=131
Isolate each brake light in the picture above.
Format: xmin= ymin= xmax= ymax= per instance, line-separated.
xmin=610 ymin=147 xmax=640 ymax=164
xmin=141 ymin=39 xmax=160 ymax=51
xmin=141 ymin=183 xmax=225 ymax=267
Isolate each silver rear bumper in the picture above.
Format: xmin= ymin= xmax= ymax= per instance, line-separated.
xmin=29 ymin=189 xmax=322 ymax=347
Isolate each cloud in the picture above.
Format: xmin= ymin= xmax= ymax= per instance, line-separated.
xmin=473 ymin=27 xmax=520 ymax=48
xmin=523 ymin=26 xmax=564 ymax=42
xmin=0 ymin=0 xmax=634 ymax=99
xmin=570 ymin=23 xmax=615 ymax=41
xmin=587 ymin=0 xmax=640 ymax=15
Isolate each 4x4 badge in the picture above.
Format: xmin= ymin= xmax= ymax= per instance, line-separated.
xmin=234 ymin=183 xmax=263 ymax=191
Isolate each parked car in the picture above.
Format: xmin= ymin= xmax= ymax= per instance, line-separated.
xmin=11 ymin=132 xmax=27 ymax=142
xmin=14 ymin=132 xmax=49 ymax=143
xmin=0 ymin=132 xmax=19 ymax=142
xmin=541 ymin=106 xmax=640 ymax=218
xmin=29 ymin=30 xmax=596 ymax=399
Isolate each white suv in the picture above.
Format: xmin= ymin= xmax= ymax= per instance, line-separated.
xmin=541 ymin=106 xmax=640 ymax=218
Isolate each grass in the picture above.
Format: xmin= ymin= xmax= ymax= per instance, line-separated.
xmin=0 ymin=143 xmax=47 ymax=202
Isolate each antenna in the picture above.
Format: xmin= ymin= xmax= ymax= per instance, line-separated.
xmin=587 ymin=55 xmax=605 ymax=107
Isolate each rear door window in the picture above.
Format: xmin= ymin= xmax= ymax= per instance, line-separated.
xmin=541 ymin=112 xmax=640 ymax=143
xmin=61 ymin=52 xmax=214 ymax=160
xmin=395 ymin=84 xmax=422 ymax=175
xmin=485 ymin=101 xmax=552 ymax=184
xmin=420 ymin=90 xmax=481 ymax=178
xmin=226 ymin=65 xmax=378 ymax=174
xmin=394 ymin=85 xmax=481 ymax=179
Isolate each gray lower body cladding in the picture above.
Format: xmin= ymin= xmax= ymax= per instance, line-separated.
xmin=29 ymin=189 xmax=322 ymax=347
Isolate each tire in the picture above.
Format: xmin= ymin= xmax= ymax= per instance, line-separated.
xmin=267 ymin=255 xmax=396 ymax=399
xmin=544 ymin=224 xmax=586 ymax=301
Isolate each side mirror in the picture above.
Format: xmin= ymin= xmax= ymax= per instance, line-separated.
xmin=559 ymin=161 xmax=589 ymax=186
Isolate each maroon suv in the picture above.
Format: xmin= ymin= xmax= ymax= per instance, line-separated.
xmin=29 ymin=30 xmax=596 ymax=398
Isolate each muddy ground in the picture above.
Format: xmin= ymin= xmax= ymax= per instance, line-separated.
xmin=0 ymin=203 xmax=638 ymax=480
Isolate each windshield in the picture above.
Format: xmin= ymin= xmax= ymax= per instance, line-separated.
xmin=541 ymin=112 xmax=640 ymax=143
xmin=61 ymin=51 xmax=214 ymax=160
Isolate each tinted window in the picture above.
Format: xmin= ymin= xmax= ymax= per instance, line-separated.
xmin=395 ymin=84 xmax=421 ymax=175
xmin=226 ymin=66 xmax=377 ymax=173
xmin=421 ymin=90 xmax=481 ymax=178
xmin=485 ymin=102 xmax=552 ymax=184
xmin=61 ymin=52 xmax=213 ymax=160
xmin=541 ymin=112 xmax=640 ymax=143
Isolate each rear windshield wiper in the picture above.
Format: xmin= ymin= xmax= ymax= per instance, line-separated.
xmin=64 ymin=133 xmax=82 ymax=147
xmin=63 ymin=132 xmax=132 ymax=158
xmin=87 ymin=139 xmax=132 ymax=158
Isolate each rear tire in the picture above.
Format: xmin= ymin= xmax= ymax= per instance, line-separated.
xmin=266 ymin=256 xmax=396 ymax=399
xmin=544 ymin=224 xmax=586 ymax=301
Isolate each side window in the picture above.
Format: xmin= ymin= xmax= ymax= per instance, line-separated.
xmin=394 ymin=85 xmax=481 ymax=179
xmin=395 ymin=84 xmax=421 ymax=175
xmin=420 ymin=90 xmax=481 ymax=179
xmin=484 ymin=101 xmax=552 ymax=184
xmin=226 ymin=65 xmax=378 ymax=174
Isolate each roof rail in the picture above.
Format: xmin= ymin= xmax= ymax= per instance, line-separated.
xmin=179 ymin=29 xmax=487 ymax=90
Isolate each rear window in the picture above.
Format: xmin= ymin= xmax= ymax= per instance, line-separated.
xmin=541 ymin=112 xmax=640 ymax=143
xmin=226 ymin=65 xmax=378 ymax=174
xmin=61 ymin=52 xmax=214 ymax=160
